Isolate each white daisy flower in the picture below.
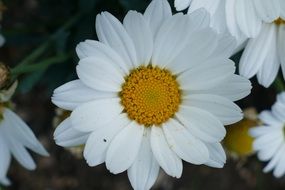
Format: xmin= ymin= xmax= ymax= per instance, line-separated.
xmin=175 ymin=0 xmax=285 ymax=88
xmin=175 ymin=0 xmax=284 ymax=38
xmin=250 ymin=92 xmax=285 ymax=178
xmin=175 ymin=0 xmax=226 ymax=33
xmin=52 ymin=0 xmax=251 ymax=189
xmin=174 ymin=0 xmax=247 ymax=56
xmin=224 ymin=0 xmax=285 ymax=38
xmin=239 ymin=18 xmax=285 ymax=88
xmin=0 ymin=107 xmax=49 ymax=186
xmin=229 ymin=0 xmax=285 ymax=87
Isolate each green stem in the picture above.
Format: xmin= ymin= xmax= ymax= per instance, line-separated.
xmin=15 ymin=13 xmax=81 ymax=68
xmin=11 ymin=53 xmax=71 ymax=76
xmin=273 ymin=76 xmax=285 ymax=93
xmin=16 ymin=41 xmax=52 ymax=67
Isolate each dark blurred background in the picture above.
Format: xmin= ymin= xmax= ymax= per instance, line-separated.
xmin=1 ymin=0 xmax=285 ymax=189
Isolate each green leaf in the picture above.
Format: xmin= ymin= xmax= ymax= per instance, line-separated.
xmin=11 ymin=53 xmax=71 ymax=77
xmin=12 ymin=53 xmax=72 ymax=93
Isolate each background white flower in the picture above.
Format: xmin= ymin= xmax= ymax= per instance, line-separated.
xmin=175 ymin=0 xmax=247 ymax=56
xmin=231 ymin=0 xmax=285 ymax=87
xmin=250 ymin=92 xmax=285 ymax=178
xmin=0 ymin=108 xmax=49 ymax=186
xmin=176 ymin=0 xmax=284 ymax=38
xmin=239 ymin=18 xmax=285 ymax=87
xmin=225 ymin=0 xmax=284 ymax=38
xmin=52 ymin=0 xmax=251 ymax=189
xmin=181 ymin=0 xmax=226 ymax=33
xmin=175 ymin=0 xmax=285 ymax=88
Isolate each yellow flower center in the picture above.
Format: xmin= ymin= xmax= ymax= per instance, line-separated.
xmin=120 ymin=66 xmax=181 ymax=126
xmin=274 ymin=18 xmax=285 ymax=25
xmin=223 ymin=118 xmax=257 ymax=157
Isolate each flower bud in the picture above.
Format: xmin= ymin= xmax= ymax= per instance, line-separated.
xmin=0 ymin=63 xmax=18 ymax=102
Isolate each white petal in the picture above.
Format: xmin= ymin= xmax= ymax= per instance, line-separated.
xmin=123 ymin=11 xmax=153 ymax=66
xmin=210 ymin=0 xmax=227 ymax=33
xmin=204 ymin=143 xmax=226 ymax=168
xmin=54 ymin=117 xmax=89 ymax=147
xmin=249 ymin=125 xmax=282 ymax=137
xmin=239 ymin=24 xmax=276 ymax=79
xmin=277 ymin=92 xmax=285 ymax=102
xmin=183 ymin=94 xmax=242 ymax=125
xmin=188 ymin=0 xmax=220 ymax=16
xmin=150 ymin=126 xmax=182 ymax=178
xmin=263 ymin=144 xmax=285 ymax=174
xmin=281 ymin=0 xmax=285 ymax=19
xmin=167 ymin=27 xmax=218 ymax=74
xmin=256 ymin=136 xmax=283 ymax=161
xmin=3 ymin=109 xmax=49 ymax=156
xmin=249 ymin=126 xmax=265 ymax=137
xmin=127 ymin=128 xmax=160 ymax=190
xmin=175 ymin=0 xmax=192 ymax=11
xmin=273 ymin=145 xmax=285 ymax=177
xmin=253 ymin=0 xmax=280 ymax=22
xmin=76 ymin=57 xmax=124 ymax=92
xmin=271 ymin=103 xmax=285 ymax=123
xmin=235 ymin=0 xmax=262 ymax=38
xmin=176 ymin=106 xmax=226 ymax=142
xmin=233 ymin=36 xmax=248 ymax=55
xmin=225 ymin=0 xmax=248 ymax=39
xmin=187 ymin=8 xmax=211 ymax=31
xmin=188 ymin=74 xmax=251 ymax=101
xmin=71 ymin=98 xmax=123 ymax=132
xmin=152 ymin=14 xmax=192 ymax=68
xmin=163 ymin=119 xmax=209 ymax=165
xmin=253 ymin=130 xmax=283 ymax=151
xmin=96 ymin=12 xmax=138 ymax=68
xmin=84 ymin=114 xmax=130 ymax=167
xmin=177 ymin=58 xmax=235 ymax=90
xmin=261 ymin=110 xmax=283 ymax=125
xmin=278 ymin=25 xmax=285 ymax=79
xmin=7 ymin=138 xmax=36 ymax=170
xmin=0 ymin=176 xmax=11 ymax=186
xmin=76 ymin=40 xmax=130 ymax=74
xmin=106 ymin=122 xmax=144 ymax=174
xmin=0 ymin=135 xmax=11 ymax=183
xmin=256 ymin=27 xmax=279 ymax=88
xmin=144 ymin=0 xmax=172 ymax=38
xmin=211 ymin=33 xmax=237 ymax=59
xmin=52 ymin=80 xmax=116 ymax=111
